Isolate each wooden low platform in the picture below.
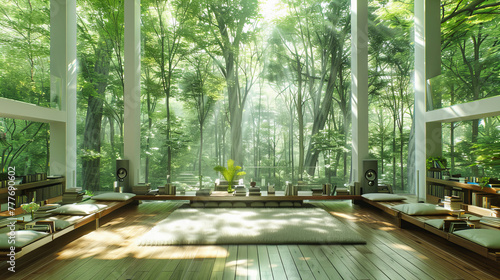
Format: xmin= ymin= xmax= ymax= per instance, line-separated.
xmin=133 ymin=194 xmax=361 ymax=202
xmin=360 ymin=196 xmax=500 ymax=262
xmin=0 ymin=198 xmax=135 ymax=260
xmin=4 ymin=200 xmax=500 ymax=279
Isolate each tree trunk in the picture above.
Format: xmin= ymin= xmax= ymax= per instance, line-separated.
xmin=392 ymin=114 xmax=397 ymax=189
xmin=225 ymin=53 xmax=243 ymax=165
xmin=199 ymin=125 xmax=203 ymax=187
xmin=296 ymin=63 xmax=305 ymax=180
xmin=82 ymin=42 xmax=110 ymax=192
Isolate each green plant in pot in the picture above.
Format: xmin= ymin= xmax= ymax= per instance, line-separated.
xmin=21 ymin=199 xmax=40 ymax=221
xmin=214 ymin=159 xmax=246 ymax=193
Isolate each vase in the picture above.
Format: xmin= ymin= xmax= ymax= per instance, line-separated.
xmin=227 ymin=185 xmax=234 ymax=193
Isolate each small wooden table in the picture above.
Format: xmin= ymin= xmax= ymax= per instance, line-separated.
xmin=133 ymin=191 xmax=361 ymax=204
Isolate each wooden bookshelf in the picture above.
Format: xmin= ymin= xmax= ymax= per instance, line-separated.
xmin=426 ymin=177 xmax=500 ymax=205
xmin=0 ymin=178 xmax=65 ymax=216
xmin=0 ymin=178 xmax=65 ymax=194
xmin=427 ymin=178 xmax=500 ymax=195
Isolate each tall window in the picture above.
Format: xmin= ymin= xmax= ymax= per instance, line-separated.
xmin=0 ymin=0 xmax=52 ymax=108
xmin=76 ymin=0 xmax=125 ymax=191
xmin=139 ymin=0 xmax=353 ymax=191
xmin=0 ymin=1 xmax=51 ymax=176
xmin=368 ymin=0 xmax=415 ymax=192
xmin=442 ymin=117 xmax=500 ymax=178
xmin=429 ymin=1 xmax=500 ymax=110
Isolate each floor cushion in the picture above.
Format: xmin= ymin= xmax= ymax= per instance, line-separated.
xmin=453 ymin=229 xmax=500 ymax=249
xmin=391 ymin=203 xmax=451 ymax=215
xmin=233 ymin=202 xmax=247 ymax=208
xmin=362 ymin=193 xmax=407 ymax=201
xmin=250 ymin=202 xmax=265 ymax=207
xmin=0 ymin=230 xmax=49 ymax=250
xmin=218 ymin=202 xmax=233 ymax=208
xmin=42 ymin=218 xmax=74 ymax=230
xmin=190 ymin=202 xmax=205 ymax=208
xmin=48 ymin=203 xmax=105 ymax=215
xmin=424 ymin=219 xmax=445 ymax=229
xmin=92 ymin=192 xmax=136 ymax=201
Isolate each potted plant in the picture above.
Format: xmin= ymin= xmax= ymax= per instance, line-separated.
xmin=21 ymin=199 xmax=40 ymax=221
xmin=214 ymin=159 xmax=246 ymax=193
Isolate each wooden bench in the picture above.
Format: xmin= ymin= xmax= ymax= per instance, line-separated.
xmin=360 ymin=196 xmax=500 ymax=261
xmin=0 ymin=198 xmax=134 ymax=260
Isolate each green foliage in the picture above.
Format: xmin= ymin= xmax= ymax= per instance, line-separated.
xmin=479 ymin=177 xmax=491 ymax=189
xmin=0 ymin=118 xmax=49 ymax=174
xmin=213 ymin=159 xmax=246 ymax=193
xmin=21 ymin=199 xmax=39 ymax=216
xmin=426 ymin=156 xmax=448 ymax=170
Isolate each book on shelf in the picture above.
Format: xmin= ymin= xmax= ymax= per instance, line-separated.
xmin=233 ymin=185 xmax=247 ymax=196
xmin=336 ymin=188 xmax=350 ymax=195
xmin=25 ymin=224 xmax=52 ymax=233
xmin=62 ymin=189 xmax=84 ymax=204
xmin=234 ymin=193 xmax=247 ymax=196
xmin=196 ymin=189 xmax=212 ymax=196
xmin=248 ymin=187 xmax=261 ymax=196
xmin=311 ymin=188 xmax=323 ymax=196
xmin=449 ymin=221 xmax=469 ymax=233
xmin=132 ymin=183 xmax=151 ymax=195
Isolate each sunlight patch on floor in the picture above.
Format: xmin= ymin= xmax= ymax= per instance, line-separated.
xmin=379 ymin=226 xmax=397 ymax=231
xmin=392 ymin=243 xmax=416 ymax=252
xmin=328 ymin=211 xmax=358 ymax=220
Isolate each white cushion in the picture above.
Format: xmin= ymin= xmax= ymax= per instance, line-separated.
xmin=454 ymin=229 xmax=500 ymax=249
xmin=92 ymin=192 xmax=136 ymax=201
xmin=280 ymin=202 xmax=294 ymax=207
xmin=48 ymin=204 xmax=105 ymax=215
xmin=190 ymin=202 xmax=205 ymax=208
xmin=42 ymin=218 xmax=74 ymax=230
xmin=205 ymin=202 xmax=219 ymax=208
xmin=391 ymin=203 xmax=451 ymax=216
xmin=362 ymin=193 xmax=407 ymax=201
xmin=250 ymin=202 xmax=265 ymax=207
xmin=265 ymin=202 xmax=279 ymax=207
xmin=424 ymin=219 xmax=445 ymax=229
xmin=233 ymin=202 xmax=247 ymax=208
xmin=0 ymin=230 xmax=49 ymax=249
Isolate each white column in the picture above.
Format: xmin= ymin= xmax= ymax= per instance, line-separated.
xmin=123 ymin=0 xmax=141 ymax=190
xmin=414 ymin=0 xmax=426 ymax=201
xmin=50 ymin=0 xmax=77 ymax=188
xmin=415 ymin=0 xmax=440 ymax=201
xmin=351 ymin=0 xmax=369 ymax=186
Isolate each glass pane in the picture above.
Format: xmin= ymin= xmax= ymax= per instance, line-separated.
xmin=442 ymin=116 xmax=500 ymax=179
xmin=368 ymin=0 xmax=414 ymax=193
xmin=0 ymin=117 xmax=49 ymax=175
xmin=76 ymin=0 xmax=124 ymax=192
xmin=429 ymin=1 xmax=500 ymax=110
xmin=140 ymin=0 xmax=352 ymax=192
xmin=0 ymin=1 xmax=52 ymax=107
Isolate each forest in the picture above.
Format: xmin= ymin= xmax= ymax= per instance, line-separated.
xmin=0 ymin=0 xmax=499 ymax=192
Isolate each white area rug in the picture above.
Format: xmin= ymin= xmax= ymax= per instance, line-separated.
xmin=138 ymin=207 xmax=366 ymax=245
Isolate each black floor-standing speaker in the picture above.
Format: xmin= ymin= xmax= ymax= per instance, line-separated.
xmin=116 ymin=159 xmax=129 ymax=193
xmin=362 ymin=159 xmax=378 ymax=194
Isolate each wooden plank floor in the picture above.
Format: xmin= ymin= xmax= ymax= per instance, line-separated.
xmin=2 ymin=200 xmax=500 ymax=280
